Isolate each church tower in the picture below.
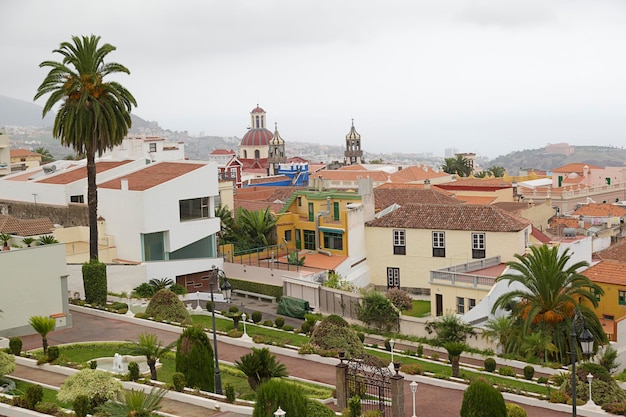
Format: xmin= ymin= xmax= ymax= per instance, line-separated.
xmin=267 ymin=123 xmax=286 ymax=176
xmin=344 ymin=119 xmax=363 ymax=165
xmin=239 ymin=105 xmax=273 ymax=160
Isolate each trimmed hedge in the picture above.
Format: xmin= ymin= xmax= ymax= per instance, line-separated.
xmin=226 ymin=277 xmax=283 ymax=301
xmin=82 ymin=259 xmax=107 ymax=305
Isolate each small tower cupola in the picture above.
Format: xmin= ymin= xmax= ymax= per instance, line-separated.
xmin=267 ymin=122 xmax=287 ymax=176
xmin=344 ymin=119 xmax=363 ymax=165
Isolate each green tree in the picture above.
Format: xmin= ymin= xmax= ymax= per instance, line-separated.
xmin=0 ymin=351 xmax=15 ymax=377
xmin=33 ymin=147 xmax=54 ymax=163
xmin=482 ymin=316 xmax=516 ymax=355
xmin=252 ymin=379 xmax=308 ymax=417
xmin=441 ymin=155 xmax=472 ymax=177
xmin=34 ymin=35 xmax=136 ymax=261
xmin=38 ymin=234 xmax=59 ymax=245
xmin=28 ymin=316 xmax=56 ymax=354
xmin=0 ymin=233 xmax=11 ymax=248
xmin=599 ymin=344 xmax=620 ymax=374
xmin=287 ymin=251 xmax=305 ymax=266
xmin=357 ymin=290 xmax=399 ymax=331
xmin=57 ymin=369 xmax=122 ymax=410
xmin=215 ymin=204 xmax=237 ymax=244
xmin=460 ymin=378 xmax=506 ymax=417
xmin=175 ymin=325 xmax=214 ymax=392
xmin=487 ymin=165 xmax=506 ymax=178
xmin=22 ymin=237 xmax=35 ymax=247
xmin=235 ymin=347 xmax=288 ymax=391
xmin=148 ymin=278 xmax=174 ymax=291
xmin=519 ymin=330 xmax=557 ymax=363
xmin=492 ymin=245 xmax=606 ymax=362
xmin=96 ymin=387 xmax=166 ymax=417
xmin=235 ymin=206 xmax=278 ymax=247
xmin=443 ymin=342 xmax=466 ymax=378
xmin=425 ymin=314 xmax=475 ymax=346
xmin=126 ymin=333 xmax=175 ymax=381
xmin=144 ymin=289 xmax=191 ymax=325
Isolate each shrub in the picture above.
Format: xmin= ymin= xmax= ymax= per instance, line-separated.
xmin=600 ymin=344 xmax=620 ymax=375
xmin=417 ymin=343 xmax=424 ymax=357
xmin=549 ymin=390 xmax=569 ymax=403
xmin=431 ymin=353 xmax=440 ymax=361
xmin=57 ymin=369 xmax=122 ymax=408
xmin=205 ymin=300 xmax=213 ymax=312
xmin=301 ymin=321 xmax=312 ymax=335
xmin=172 ymin=372 xmax=186 ymax=392
xmin=283 ymin=325 xmax=294 ymax=332
xmin=484 ymin=357 xmax=496 ymax=373
xmin=229 ymin=306 xmax=240 ymax=313
xmin=73 ymin=395 xmax=91 ymax=417
xmin=498 ymin=366 xmax=516 ymax=377
xmin=82 ymin=259 xmax=107 ymax=305
xmin=537 ymin=376 xmax=549 ymax=384
xmin=175 ymin=325 xmax=214 ymax=392
xmin=236 ymin=347 xmax=288 ymax=391
xmin=385 ymin=287 xmax=413 ymax=311
xmin=169 ymin=283 xmax=187 ymax=295
xmin=298 ymin=344 xmax=316 ymax=355
xmin=24 ymin=384 xmax=44 ymax=409
xmin=8 ymin=337 xmax=22 ymax=356
xmin=307 ymin=399 xmax=336 ymax=417
xmin=356 ymin=290 xmax=399 ymax=331
xmin=505 ymin=403 xmax=528 ymax=417
xmin=134 ymin=312 xmax=148 ymax=319
xmin=0 ymin=351 xmax=16 ymax=377
xmin=309 ymin=315 xmax=365 ymax=359
xmin=349 ymin=395 xmax=362 ymax=417
xmin=357 ymin=332 xmax=365 ymax=343
xmin=133 ymin=283 xmax=155 ymax=298
xmin=47 ymin=346 xmax=60 ymax=362
xmin=274 ymin=317 xmax=285 ymax=328
xmin=263 ymin=320 xmax=274 ymax=327
xmin=35 ymin=402 xmax=60 ymax=415
xmin=251 ymin=311 xmax=263 ymax=323
xmin=460 ymin=378 xmax=506 ymax=417
xmin=252 ymin=378 xmax=307 ymax=417
xmin=228 ymin=329 xmax=243 ymax=338
xmin=384 ymin=338 xmax=392 ymax=352
xmin=225 ymin=383 xmax=236 ymax=403
xmin=127 ymin=361 xmax=140 ymax=381
xmin=523 ymin=365 xmax=535 ymax=380
xmin=400 ymin=363 xmax=423 ymax=375
xmin=88 ymin=360 xmax=98 ymax=369
xmin=145 ymin=289 xmax=191 ymax=325
xmin=603 ymin=402 xmax=626 ymax=415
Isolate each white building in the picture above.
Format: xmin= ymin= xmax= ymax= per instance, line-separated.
xmin=108 ymin=135 xmax=185 ymax=162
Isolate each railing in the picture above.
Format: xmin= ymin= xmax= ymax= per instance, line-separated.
xmin=430 ymin=256 xmax=501 ymax=288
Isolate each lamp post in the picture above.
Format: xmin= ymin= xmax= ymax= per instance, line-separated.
xmin=587 ymin=373 xmax=594 ymax=405
xmin=274 ymin=406 xmax=286 ymax=417
xmin=209 ymin=265 xmax=228 ymax=395
xmin=242 ymin=312 xmax=248 ymax=336
xmin=221 ymin=276 xmax=232 ymax=303
xmin=389 ymin=339 xmax=395 ymax=366
xmin=570 ymin=309 xmax=594 ymax=417
xmin=410 ymin=381 xmax=418 ymax=417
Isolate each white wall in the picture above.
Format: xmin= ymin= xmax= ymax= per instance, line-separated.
xmin=66 ymin=263 xmax=148 ymax=298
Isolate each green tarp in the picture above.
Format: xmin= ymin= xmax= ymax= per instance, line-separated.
xmin=277 ymin=296 xmax=310 ymax=319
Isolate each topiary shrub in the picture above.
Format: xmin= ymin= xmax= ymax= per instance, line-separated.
xmin=88 ymin=360 xmax=98 ymax=369
xmin=251 ymin=311 xmax=262 ymax=323
xmin=175 ymin=325 xmax=214 ymax=392
xmin=73 ymin=395 xmax=91 ymax=417
xmin=169 ymin=283 xmax=187 ymax=295
xmin=505 ymin=403 xmax=528 ymax=417
xmin=0 ymin=351 xmax=16 ymax=377
xmin=133 ymin=283 xmax=155 ymax=299
xmin=523 ymin=365 xmax=535 ymax=380
xmin=127 ymin=362 xmax=140 ymax=381
xmin=228 ymin=329 xmax=243 ymax=338
xmin=225 ymin=383 xmax=236 ymax=403
xmin=349 ymin=395 xmax=362 ymax=417
xmin=498 ymin=366 xmax=516 ymax=377
xmin=229 ymin=305 xmax=239 ymax=313
xmin=283 ymin=325 xmax=294 ymax=332
xmin=57 ymin=369 xmax=122 ymax=409
xmin=400 ymin=363 xmax=423 ymax=375
xmin=309 ymin=314 xmax=365 ymax=359
xmin=417 ymin=343 xmax=424 ymax=357
xmin=263 ymin=320 xmax=274 ymax=327
xmin=145 ymin=289 xmax=191 ymax=325
xmin=134 ymin=312 xmax=148 ymax=319
xmin=537 ymin=376 xmax=549 ymax=384
xmin=8 ymin=337 xmax=22 ymax=356
xmin=384 ymin=338 xmax=392 ymax=352
xmin=301 ymin=321 xmax=311 ymax=335
xmin=252 ymin=379 xmax=308 ymax=417
xmin=35 ymin=402 xmax=60 ymax=415
xmin=274 ymin=317 xmax=285 ymax=328
xmin=307 ymin=398 xmax=336 ymax=417
xmin=172 ymin=372 xmax=186 ymax=392
xmin=24 ymin=384 xmax=44 ymax=409
xmin=82 ymin=259 xmax=107 ymax=305
xmin=47 ymin=346 xmax=60 ymax=363
xmin=484 ymin=357 xmax=496 ymax=373
xmin=460 ymin=378 xmax=506 ymax=417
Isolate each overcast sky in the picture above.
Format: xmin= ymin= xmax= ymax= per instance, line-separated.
xmin=1 ymin=1 xmax=625 ymax=158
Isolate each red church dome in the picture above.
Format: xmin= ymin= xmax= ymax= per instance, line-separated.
xmin=241 ymin=128 xmax=273 ymax=147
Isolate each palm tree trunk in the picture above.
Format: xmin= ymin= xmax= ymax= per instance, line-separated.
xmin=148 ymin=359 xmax=157 ymax=380
xmin=87 ymin=151 xmax=98 ymax=260
xmin=451 ymin=356 xmax=460 ymax=378
xmin=42 ymin=336 xmax=48 ymax=354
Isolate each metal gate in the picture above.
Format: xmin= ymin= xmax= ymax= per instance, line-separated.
xmin=345 ymin=355 xmax=393 ymax=417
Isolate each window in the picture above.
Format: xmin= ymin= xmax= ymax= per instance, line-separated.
xmin=70 ymin=195 xmax=84 ymax=203
xmin=472 ymin=233 xmax=486 ymax=259
xmin=592 ymin=288 xmax=601 ymax=302
xmin=230 ymin=167 xmax=237 ymax=178
xmin=333 ymin=202 xmax=340 ymax=221
xmin=432 ymin=231 xmax=445 ymax=257
xmin=387 ymin=267 xmax=400 ymax=288
xmin=179 ymin=197 xmax=209 ymax=221
xmin=393 ymin=229 xmax=406 ymax=255
xmin=457 ymin=297 xmax=465 ymax=314
xmin=295 ymin=229 xmax=302 ymax=249
xmin=308 ymin=202 xmax=314 ymax=221
xmin=323 ymin=232 xmax=343 ymax=250
xmin=149 ymin=143 xmax=157 ymax=152
xmin=142 ymin=231 xmax=165 ymax=261
xmin=469 ymin=298 xmax=476 ymax=311
xmin=284 ymin=230 xmax=292 ymax=242
xmin=619 ymin=291 xmax=626 ymax=306
xmin=303 ymin=230 xmax=316 ymax=250
xmin=297 ymin=197 xmax=302 ymax=207
xmin=254 ymin=150 xmax=260 ymax=159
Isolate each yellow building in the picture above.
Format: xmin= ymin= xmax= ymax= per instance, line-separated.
xmin=10 ymin=149 xmax=42 ymax=172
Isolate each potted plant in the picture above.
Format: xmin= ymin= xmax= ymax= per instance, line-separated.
xmin=22 ymin=237 xmax=35 ymax=247
xmin=0 ymin=233 xmax=12 ymax=250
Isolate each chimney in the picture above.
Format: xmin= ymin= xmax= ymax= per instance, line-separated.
xmin=424 ymin=179 xmax=431 ymax=189
xmin=121 ymin=178 xmax=129 ymax=191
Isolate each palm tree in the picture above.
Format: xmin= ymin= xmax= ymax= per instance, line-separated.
xmin=0 ymin=233 xmax=11 ymax=250
xmin=215 ymin=204 xmax=237 ymax=244
xmin=234 ymin=347 xmax=288 ymax=391
xmin=441 ymin=155 xmax=472 ymax=177
xmin=38 ymin=234 xmax=59 ymax=245
xmin=33 ymin=147 xmax=55 ymax=163
xmin=148 ymin=278 xmax=174 ymax=291
xmin=34 ymin=35 xmax=136 ymax=260
xmin=492 ymin=245 xmax=606 ymax=362
xmin=235 ymin=207 xmax=278 ymax=247
xmin=126 ymin=333 xmax=175 ymax=380
xmin=22 ymin=237 xmax=35 ymax=247
xmin=487 ymin=165 xmax=506 ymax=178
xmin=520 ymin=330 xmax=558 ymax=363
xmin=482 ymin=316 xmax=515 ymax=355
xmin=96 ymin=387 xmax=166 ymax=417
xmin=441 ymin=158 xmax=457 ymax=175
xmin=443 ymin=342 xmax=466 ymax=378
xmin=28 ymin=316 xmax=56 ymax=354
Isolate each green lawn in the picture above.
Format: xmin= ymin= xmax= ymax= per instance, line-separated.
xmin=402 ymin=300 xmax=431 ymax=318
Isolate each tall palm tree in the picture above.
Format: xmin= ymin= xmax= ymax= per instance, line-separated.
xmin=28 ymin=316 xmax=56 ymax=354
xmin=34 ymin=35 xmax=136 ymax=260
xmin=33 ymin=147 xmax=55 ymax=163
xmin=126 ymin=333 xmax=175 ymax=380
xmin=492 ymin=245 xmax=606 ymax=362
xmin=235 ymin=207 xmax=278 ymax=247
xmin=215 ymin=204 xmax=237 ymax=244
xmin=96 ymin=387 xmax=166 ymax=417
xmin=487 ymin=165 xmax=506 ymax=178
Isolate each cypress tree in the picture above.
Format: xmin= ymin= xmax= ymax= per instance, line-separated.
xmin=175 ymin=325 xmax=214 ymax=392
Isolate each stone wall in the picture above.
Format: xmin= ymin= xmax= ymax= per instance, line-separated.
xmin=0 ymin=199 xmax=88 ymax=227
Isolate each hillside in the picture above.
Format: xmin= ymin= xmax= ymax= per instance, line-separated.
xmin=488 ymin=146 xmax=626 ymax=175
xmin=0 ymin=95 xmax=55 ymax=127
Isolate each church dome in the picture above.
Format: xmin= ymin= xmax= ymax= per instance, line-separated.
xmin=241 ymin=128 xmax=273 ymax=147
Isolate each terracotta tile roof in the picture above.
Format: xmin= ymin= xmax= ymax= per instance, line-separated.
xmin=338 ymin=164 xmax=367 ymax=171
xmin=581 ymin=260 xmax=626 ymax=285
xmin=247 ymin=175 xmax=290 ymax=185
xmin=388 ymin=165 xmax=450 ymax=182
xmin=374 ymin=183 xmax=461 ymax=210
xmin=240 ymin=158 xmax=268 ymax=169
xmin=0 ymin=215 xmax=54 ymax=236
xmin=10 ymin=149 xmax=41 ymax=158
xmin=573 ymin=203 xmax=626 ymax=217
xmin=596 ymin=240 xmax=626 ymax=262
xmin=436 ymin=177 xmax=512 ymax=191
xmin=37 ymin=161 xmax=134 ymax=185
xmin=234 ymin=186 xmax=304 ymax=214
xmin=492 ymin=202 xmax=530 ymax=213
xmin=4 ymin=169 xmax=43 ymax=182
xmin=210 ymin=149 xmax=236 ymax=155
xmin=552 ymin=163 xmax=602 ymax=173
xmin=531 ymin=226 xmax=552 ymax=243
xmin=460 ymin=196 xmax=497 ymax=205
xmin=99 ymin=162 xmax=206 ymax=191
xmin=366 ymin=203 xmax=530 ymax=232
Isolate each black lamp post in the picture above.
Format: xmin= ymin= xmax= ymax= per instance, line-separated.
xmin=570 ymin=309 xmax=594 ymax=417
xmin=209 ymin=265 xmax=228 ymax=395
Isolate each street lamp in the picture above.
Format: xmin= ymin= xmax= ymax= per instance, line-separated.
xmin=221 ymin=276 xmax=232 ymax=303
xmin=389 ymin=339 xmax=395 ymax=365
xmin=274 ymin=406 xmax=286 ymax=417
xmin=587 ymin=373 xmax=594 ymax=405
xmin=209 ymin=265 xmax=228 ymax=395
xmin=410 ymin=381 xmax=418 ymax=417
xmin=570 ymin=309 xmax=594 ymax=417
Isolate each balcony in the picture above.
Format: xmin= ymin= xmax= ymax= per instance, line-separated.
xmin=430 ymin=256 xmax=501 ymax=288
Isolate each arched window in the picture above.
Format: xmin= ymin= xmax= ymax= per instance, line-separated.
xmin=256 ymin=116 xmax=260 ymax=128
xmin=255 ymin=150 xmax=260 ymax=159
xmin=243 ymin=150 xmax=247 ymax=159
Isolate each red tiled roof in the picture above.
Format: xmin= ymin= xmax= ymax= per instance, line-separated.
xmin=531 ymin=226 xmax=551 ymax=243
xmin=581 ymin=260 xmax=626 ymax=285
xmin=211 ymin=149 xmax=236 ymax=155
xmin=460 ymin=196 xmax=497 ymax=205
xmin=573 ymin=203 xmax=626 ymax=217
xmin=10 ymin=149 xmax=41 ymax=158
xmin=491 ymin=202 xmax=530 ymax=213
xmin=37 ymin=161 xmax=134 ymax=185
xmin=388 ymin=165 xmax=450 ymax=182
xmin=552 ymin=163 xmax=602 ymax=173
xmin=374 ymin=183 xmax=461 ymax=210
xmin=99 ymin=162 xmax=205 ymax=191
xmin=0 ymin=215 xmax=54 ymax=236
xmin=436 ymin=177 xmax=512 ymax=191
xmin=366 ymin=203 xmax=530 ymax=232
xmin=596 ymin=240 xmax=626 ymax=262
xmin=316 ymin=169 xmax=390 ymax=182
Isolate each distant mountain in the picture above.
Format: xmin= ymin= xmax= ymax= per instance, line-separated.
xmin=0 ymin=95 xmax=56 ymax=127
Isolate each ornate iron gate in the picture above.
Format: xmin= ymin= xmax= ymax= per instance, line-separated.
xmin=345 ymin=355 xmax=393 ymax=417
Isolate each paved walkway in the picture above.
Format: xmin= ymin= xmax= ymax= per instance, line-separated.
xmin=16 ymin=310 xmax=575 ymax=417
